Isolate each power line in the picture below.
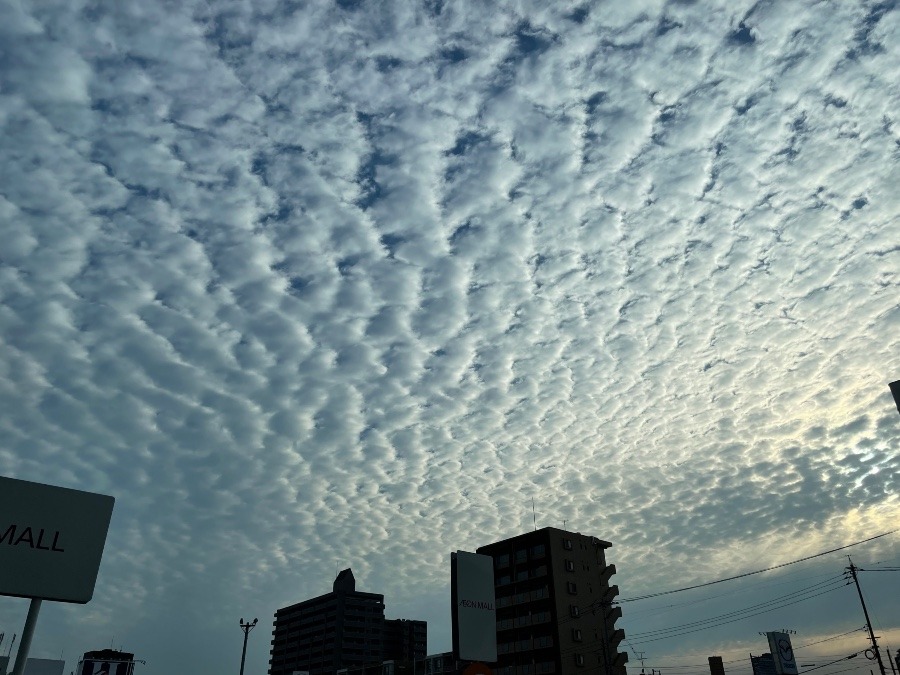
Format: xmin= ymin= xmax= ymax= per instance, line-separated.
xmin=795 ymin=627 xmax=868 ymax=650
xmin=627 ymin=583 xmax=849 ymax=645
xmin=617 ymin=530 xmax=898 ymax=603
xmin=627 ymin=576 xmax=846 ymax=638
xmin=624 ymin=570 xmax=840 ymax=619
xmin=799 ymin=652 xmax=861 ymax=673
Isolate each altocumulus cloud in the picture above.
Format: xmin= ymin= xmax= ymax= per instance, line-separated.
xmin=0 ymin=0 xmax=898 ymax=673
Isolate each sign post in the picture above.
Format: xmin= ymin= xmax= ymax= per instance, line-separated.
xmin=766 ymin=632 xmax=798 ymax=675
xmin=451 ymin=551 xmax=497 ymax=664
xmin=0 ymin=476 xmax=115 ymax=673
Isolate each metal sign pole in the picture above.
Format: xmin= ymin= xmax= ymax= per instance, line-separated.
xmin=11 ymin=598 xmax=42 ymax=675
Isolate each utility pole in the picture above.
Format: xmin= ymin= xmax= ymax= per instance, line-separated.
xmin=847 ymin=558 xmax=887 ymax=675
xmin=239 ymin=617 xmax=258 ymax=675
xmin=886 ymin=649 xmax=898 ymax=675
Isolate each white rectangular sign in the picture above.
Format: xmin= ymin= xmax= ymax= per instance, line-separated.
xmin=0 ymin=476 xmax=115 ymax=604
xmin=452 ymin=550 xmax=497 ymax=662
xmin=767 ymin=632 xmax=798 ymax=675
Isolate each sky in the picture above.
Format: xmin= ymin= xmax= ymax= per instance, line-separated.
xmin=0 ymin=0 xmax=898 ymax=674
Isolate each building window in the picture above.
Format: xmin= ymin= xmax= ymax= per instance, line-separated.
xmin=569 ymin=604 xmax=580 ymax=617
xmin=567 ymin=581 xmax=577 ymax=594
xmin=517 ymin=569 xmax=529 ymax=581
xmin=572 ymin=628 xmax=583 ymax=642
xmin=565 ymin=560 xmax=575 ymax=572
xmin=575 ymin=654 xmax=585 ymax=667
xmin=563 ymin=538 xmax=573 ymax=550
xmin=531 ymin=544 xmax=546 ymax=558
xmin=533 ymin=565 xmax=547 ymax=577
xmin=496 ymin=554 xmax=510 ymax=568
xmin=497 ymin=574 xmax=511 ymax=586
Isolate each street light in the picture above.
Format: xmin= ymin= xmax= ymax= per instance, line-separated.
xmin=239 ymin=617 xmax=258 ymax=675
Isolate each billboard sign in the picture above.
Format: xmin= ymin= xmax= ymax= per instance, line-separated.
xmin=767 ymin=632 xmax=798 ymax=675
xmin=0 ymin=476 xmax=115 ymax=604
xmin=452 ymin=551 xmax=497 ymax=662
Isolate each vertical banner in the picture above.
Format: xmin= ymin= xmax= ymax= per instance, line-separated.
xmin=451 ymin=551 xmax=497 ymax=662
xmin=767 ymin=633 xmax=798 ymax=675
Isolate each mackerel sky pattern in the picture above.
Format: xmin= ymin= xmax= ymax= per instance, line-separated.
xmin=0 ymin=1 xmax=898 ymax=674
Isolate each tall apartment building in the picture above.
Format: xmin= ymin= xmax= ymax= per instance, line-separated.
xmin=383 ymin=619 xmax=428 ymax=663
xmin=476 ymin=527 xmax=627 ymax=675
xmin=269 ymin=568 xmax=426 ymax=675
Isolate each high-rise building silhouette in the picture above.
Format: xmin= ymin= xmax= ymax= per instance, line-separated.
xmin=709 ymin=656 xmax=726 ymax=675
xmin=476 ymin=527 xmax=627 ymax=675
xmin=750 ymin=653 xmax=776 ymax=675
xmin=268 ymin=568 xmax=426 ymax=675
xmin=383 ymin=619 xmax=428 ymax=664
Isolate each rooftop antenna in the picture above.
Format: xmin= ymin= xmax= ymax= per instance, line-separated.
xmin=532 ymin=498 xmax=536 ymax=531
xmin=635 ymin=650 xmax=647 ymax=674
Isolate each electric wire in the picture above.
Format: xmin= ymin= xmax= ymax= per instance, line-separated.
xmin=794 ymin=627 xmax=868 ymax=650
xmin=626 ymin=583 xmax=849 ymax=645
xmin=798 ymin=652 xmax=861 ymax=673
xmin=616 ymin=530 xmax=897 ymax=603
xmin=627 ymin=576 xmax=846 ymax=639
xmin=493 ymin=531 xmax=895 ymax=670
xmin=623 ymin=570 xmax=840 ymax=619
xmin=546 ymin=577 xmax=853 ymax=664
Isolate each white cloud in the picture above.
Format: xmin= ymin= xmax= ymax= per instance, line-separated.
xmin=1 ymin=0 xmax=899 ymax=673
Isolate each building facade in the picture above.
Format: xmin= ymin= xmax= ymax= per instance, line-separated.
xmin=384 ymin=619 xmax=427 ymax=663
xmin=750 ymin=654 xmax=776 ymax=675
xmin=78 ymin=650 xmax=136 ymax=675
xmin=416 ymin=652 xmax=466 ymax=675
xmin=269 ymin=568 xmax=426 ymax=675
xmin=476 ymin=527 xmax=627 ymax=675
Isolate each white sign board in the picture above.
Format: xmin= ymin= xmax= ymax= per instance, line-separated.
xmin=767 ymin=632 xmax=798 ymax=675
xmin=0 ymin=476 xmax=115 ymax=604
xmin=452 ymin=551 xmax=497 ymax=662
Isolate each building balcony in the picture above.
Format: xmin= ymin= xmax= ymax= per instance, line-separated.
xmin=600 ymin=564 xmax=616 ymax=586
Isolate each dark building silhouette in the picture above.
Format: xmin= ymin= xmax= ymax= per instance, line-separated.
xmin=416 ymin=652 xmax=465 ymax=675
xmin=750 ymin=653 xmax=776 ymax=675
xmin=476 ymin=527 xmax=627 ymax=675
xmin=269 ymin=568 xmax=426 ymax=675
xmin=78 ymin=650 xmax=136 ymax=675
xmin=709 ymin=656 xmax=726 ymax=675
xmin=384 ymin=619 xmax=427 ymax=663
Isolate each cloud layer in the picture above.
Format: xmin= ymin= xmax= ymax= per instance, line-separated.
xmin=1 ymin=1 xmax=898 ymax=673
